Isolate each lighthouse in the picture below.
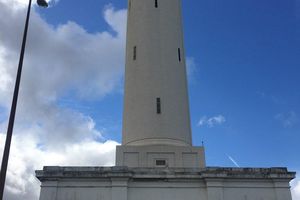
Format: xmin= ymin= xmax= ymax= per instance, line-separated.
xmin=36 ymin=1 xmax=295 ymax=199
xmin=116 ymin=0 xmax=206 ymax=168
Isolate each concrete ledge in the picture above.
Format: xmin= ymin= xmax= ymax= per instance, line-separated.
xmin=36 ymin=166 xmax=295 ymax=181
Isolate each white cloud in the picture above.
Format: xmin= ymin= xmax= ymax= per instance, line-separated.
xmin=186 ymin=57 xmax=197 ymax=83
xmin=198 ymin=115 xmax=226 ymax=128
xmin=0 ymin=0 xmax=58 ymax=10
xmin=292 ymin=175 xmax=300 ymax=200
xmin=0 ymin=133 xmax=119 ymax=200
xmin=275 ymin=111 xmax=298 ymax=128
xmin=104 ymin=4 xmax=127 ymax=38
xmin=0 ymin=1 xmax=126 ymax=200
xmin=0 ymin=1 xmax=127 ymax=105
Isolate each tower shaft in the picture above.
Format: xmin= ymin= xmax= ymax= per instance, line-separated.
xmin=117 ymin=0 xmax=205 ymax=168
xmin=123 ymin=0 xmax=192 ymax=147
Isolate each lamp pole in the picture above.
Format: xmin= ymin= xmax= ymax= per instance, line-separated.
xmin=0 ymin=0 xmax=48 ymax=198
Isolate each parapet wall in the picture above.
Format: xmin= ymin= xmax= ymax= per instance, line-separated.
xmin=36 ymin=166 xmax=295 ymax=200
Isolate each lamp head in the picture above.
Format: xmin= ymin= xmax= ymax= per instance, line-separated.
xmin=37 ymin=0 xmax=48 ymax=7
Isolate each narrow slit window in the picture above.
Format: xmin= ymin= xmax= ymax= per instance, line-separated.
xmin=129 ymin=0 xmax=131 ymax=11
xmin=156 ymin=98 xmax=161 ymax=114
xmin=133 ymin=46 xmax=137 ymax=60
xmin=178 ymin=48 xmax=181 ymax=62
xmin=155 ymin=0 xmax=158 ymax=8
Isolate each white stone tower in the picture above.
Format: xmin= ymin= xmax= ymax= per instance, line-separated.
xmin=123 ymin=0 xmax=191 ymax=147
xmin=116 ymin=0 xmax=205 ymax=168
xmin=36 ymin=1 xmax=295 ymax=199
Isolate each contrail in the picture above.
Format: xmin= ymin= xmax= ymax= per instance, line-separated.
xmin=227 ymin=154 xmax=240 ymax=167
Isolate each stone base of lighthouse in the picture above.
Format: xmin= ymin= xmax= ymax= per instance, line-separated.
xmin=116 ymin=145 xmax=206 ymax=168
xmin=36 ymin=166 xmax=295 ymax=200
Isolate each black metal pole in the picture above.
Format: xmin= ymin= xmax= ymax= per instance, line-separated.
xmin=0 ymin=0 xmax=32 ymax=198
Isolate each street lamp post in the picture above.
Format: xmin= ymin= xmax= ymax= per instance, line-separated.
xmin=0 ymin=0 xmax=48 ymax=199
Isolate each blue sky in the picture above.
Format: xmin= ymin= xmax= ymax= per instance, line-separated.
xmin=0 ymin=0 xmax=299 ymax=199
xmin=38 ymin=0 xmax=300 ymax=168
